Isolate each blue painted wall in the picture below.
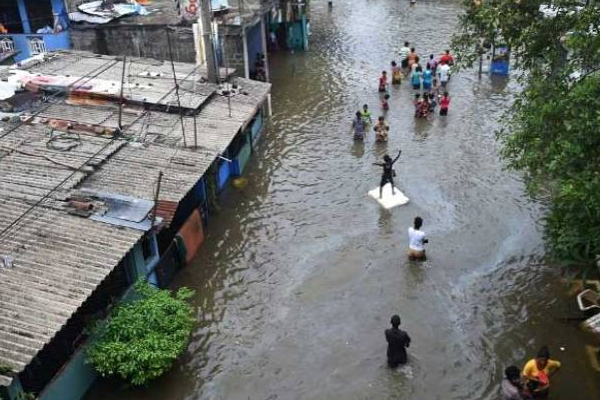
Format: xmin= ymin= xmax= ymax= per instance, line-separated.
xmin=172 ymin=177 xmax=207 ymax=229
xmin=232 ymin=134 xmax=251 ymax=176
xmin=3 ymin=0 xmax=71 ymax=61
xmin=5 ymin=30 xmax=71 ymax=61
xmin=16 ymin=0 xmax=31 ymax=33
xmin=217 ymin=160 xmax=231 ymax=189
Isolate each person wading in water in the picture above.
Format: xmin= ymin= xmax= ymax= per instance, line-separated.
xmin=385 ymin=314 xmax=411 ymax=368
xmin=373 ymin=150 xmax=401 ymax=199
xmin=351 ymin=111 xmax=366 ymax=140
xmin=408 ymin=216 xmax=428 ymax=260
xmin=522 ymin=346 xmax=561 ymax=399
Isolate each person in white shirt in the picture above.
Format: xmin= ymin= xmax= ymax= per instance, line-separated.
xmin=399 ymin=41 xmax=411 ymax=69
xmin=437 ymin=61 xmax=451 ymax=88
xmin=408 ymin=216 xmax=428 ymax=260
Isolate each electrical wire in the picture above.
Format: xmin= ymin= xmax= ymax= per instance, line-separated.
xmin=0 ymin=55 xmax=204 ymax=241
xmin=0 ymin=57 xmax=120 ymax=142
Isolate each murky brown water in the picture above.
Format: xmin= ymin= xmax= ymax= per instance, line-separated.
xmin=85 ymin=1 xmax=600 ymax=399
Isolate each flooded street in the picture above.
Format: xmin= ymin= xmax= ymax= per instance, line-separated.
xmin=86 ymin=1 xmax=600 ymax=399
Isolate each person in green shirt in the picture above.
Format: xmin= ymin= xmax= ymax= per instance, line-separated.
xmin=361 ymin=104 xmax=372 ymax=125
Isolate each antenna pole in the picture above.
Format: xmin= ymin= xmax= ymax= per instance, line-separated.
xmin=117 ymin=55 xmax=126 ymax=131
xmin=166 ymin=27 xmax=188 ymax=148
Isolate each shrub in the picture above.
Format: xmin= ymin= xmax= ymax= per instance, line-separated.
xmin=86 ymin=280 xmax=195 ymax=386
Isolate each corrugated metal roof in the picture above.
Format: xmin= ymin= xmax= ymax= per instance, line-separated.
xmin=15 ymin=51 xmax=219 ymax=111
xmin=155 ymin=200 xmax=179 ymax=227
xmin=31 ymin=102 xmax=142 ymax=129
xmin=79 ymin=143 xmax=215 ymax=203
xmin=0 ymin=51 xmax=270 ymax=388
xmin=128 ymin=77 xmax=271 ymax=153
xmin=0 ymin=124 xmax=143 ymax=386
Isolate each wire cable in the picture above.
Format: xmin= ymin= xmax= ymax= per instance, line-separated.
xmin=0 ymin=57 xmax=204 ymax=241
xmin=0 ymin=56 xmax=120 ymax=142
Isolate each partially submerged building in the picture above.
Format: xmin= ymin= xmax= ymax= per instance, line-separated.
xmin=0 ymin=50 xmax=270 ymax=400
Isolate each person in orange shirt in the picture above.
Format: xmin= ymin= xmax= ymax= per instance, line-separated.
xmin=407 ymin=47 xmax=418 ymax=69
xmin=522 ymin=346 xmax=561 ymax=398
xmin=0 ymin=23 xmax=8 ymax=34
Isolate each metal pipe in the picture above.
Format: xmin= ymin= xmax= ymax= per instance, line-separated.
xmin=193 ymin=114 xmax=198 ymax=149
xmin=151 ymin=171 xmax=164 ymax=230
xmin=201 ymin=0 xmax=218 ymax=83
xmin=117 ymin=55 xmax=126 ymax=131
xmin=166 ymin=27 xmax=188 ymax=148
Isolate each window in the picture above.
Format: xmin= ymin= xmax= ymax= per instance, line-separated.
xmin=141 ymin=234 xmax=158 ymax=263
xmin=0 ymin=0 xmax=24 ymax=33
xmin=23 ymin=0 xmax=53 ymax=33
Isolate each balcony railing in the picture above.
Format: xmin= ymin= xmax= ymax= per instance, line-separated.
xmin=0 ymin=37 xmax=15 ymax=53
xmin=0 ymin=31 xmax=70 ymax=61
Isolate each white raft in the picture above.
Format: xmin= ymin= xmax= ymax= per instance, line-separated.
xmin=368 ymin=186 xmax=409 ymax=209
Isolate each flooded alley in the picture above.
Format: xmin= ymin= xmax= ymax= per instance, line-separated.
xmin=86 ymin=1 xmax=600 ymax=399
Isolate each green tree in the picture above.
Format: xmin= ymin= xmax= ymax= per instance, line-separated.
xmin=452 ymin=1 xmax=600 ymax=276
xmin=86 ymin=281 xmax=195 ymax=386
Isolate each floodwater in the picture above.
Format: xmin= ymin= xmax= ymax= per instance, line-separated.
xmin=85 ymin=1 xmax=600 ymax=399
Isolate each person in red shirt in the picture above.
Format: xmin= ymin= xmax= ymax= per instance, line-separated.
xmin=440 ymin=49 xmax=455 ymax=66
xmin=378 ymin=71 xmax=388 ymax=92
xmin=440 ymin=92 xmax=450 ymax=116
xmin=381 ymin=94 xmax=390 ymax=110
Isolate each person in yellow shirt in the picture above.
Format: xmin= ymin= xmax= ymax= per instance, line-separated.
xmin=522 ymin=346 xmax=561 ymax=398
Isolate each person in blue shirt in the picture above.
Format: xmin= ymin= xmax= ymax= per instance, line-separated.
xmin=352 ymin=111 xmax=366 ymax=140
xmin=422 ymin=64 xmax=433 ymax=90
xmin=411 ymin=68 xmax=421 ymax=91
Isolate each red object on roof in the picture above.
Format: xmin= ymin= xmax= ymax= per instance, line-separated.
xmin=155 ymin=200 xmax=178 ymax=228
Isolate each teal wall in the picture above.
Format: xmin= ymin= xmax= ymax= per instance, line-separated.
xmin=2 ymin=377 xmax=24 ymax=400
xmin=29 ymin=234 xmax=155 ymax=400
xmin=38 ymin=348 xmax=96 ymax=400
xmin=233 ymin=135 xmax=252 ymax=176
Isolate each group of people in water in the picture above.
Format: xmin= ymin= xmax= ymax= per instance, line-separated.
xmin=502 ymin=346 xmax=562 ymax=399
xmin=386 ymin=322 xmax=561 ymax=400
xmin=372 ymin=43 xmax=562 ymax=400
xmin=368 ymin=43 xmax=454 ymax=205
xmin=387 ymin=217 xmax=562 ymax=399
xmin=352 ymin=42 xmax=453 ymax=142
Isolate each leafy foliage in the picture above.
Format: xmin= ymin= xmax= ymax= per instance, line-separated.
xmin=453 ymin=1 xmax=600 ymax=274
xmin=0 ymin=364 xmax=13 ymax=376
xmin=86 ymin=281 xmax=195 ymax=386
xmin=14 ymin=392 xmax=35 ymax=400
